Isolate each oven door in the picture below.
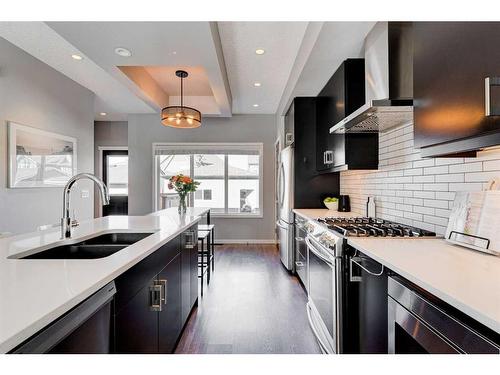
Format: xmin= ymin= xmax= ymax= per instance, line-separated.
xmin=305 ymin=235 xmax=337 ymax=354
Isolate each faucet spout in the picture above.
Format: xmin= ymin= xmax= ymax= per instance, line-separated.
xmin=61 ymin=173 xmax=110 ymax=239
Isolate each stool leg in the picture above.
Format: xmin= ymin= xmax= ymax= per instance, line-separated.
xmin=211 ymin=228 xmax=215 ymax=272
xmin=206 ymin=232 xmax=211 ymax=285
xmin=200 ymin=238 xmax=204 ymax=297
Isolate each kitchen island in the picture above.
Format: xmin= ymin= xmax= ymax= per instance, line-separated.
xmin=0 ymin=207 xmax=209 ymax=353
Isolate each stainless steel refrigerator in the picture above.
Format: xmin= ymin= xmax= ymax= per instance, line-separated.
xmin=276 ymin=146 xmax=294 ymax=271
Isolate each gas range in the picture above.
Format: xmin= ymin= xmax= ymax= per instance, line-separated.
xmin=316 ymin=217 xmax=436 ymax=238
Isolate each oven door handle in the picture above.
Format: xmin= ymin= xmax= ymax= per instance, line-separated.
xmin=305 ymin=236 xmax=335 ymax=267
xmin=389 ymin=298 xmax=461 ymax=354
xmin=350 ymin=256 xmax=384 ymax=276
xmin=306 ymin=302 xmax=330 ymax=354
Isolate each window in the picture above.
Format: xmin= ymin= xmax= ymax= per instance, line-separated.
xmin=106 ymin=155 xmax=128 ymax=195
xmin=154 ymin=143 xmax=263 ymax=217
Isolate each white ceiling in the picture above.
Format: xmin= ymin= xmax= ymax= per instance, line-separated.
xmin=0 ymin=21 xmax=377 ymax=120
xmin=218 ymin=22 xmax=308 ymax=114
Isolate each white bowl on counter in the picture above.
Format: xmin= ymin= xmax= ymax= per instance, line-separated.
xmin=324 ymin=201 xmax=338 ymax=211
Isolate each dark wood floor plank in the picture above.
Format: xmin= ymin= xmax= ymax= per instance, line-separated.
xmin=175 ymin=244 xmax=321 ymax=354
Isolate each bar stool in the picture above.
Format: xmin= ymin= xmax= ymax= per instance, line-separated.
xmin=198 ymin=229 xmax=211 ymax=297
xmin=198 ymin=224 xmax=215 ymax=272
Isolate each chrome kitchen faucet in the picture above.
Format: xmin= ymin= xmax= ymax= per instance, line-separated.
xmin=61 ymin=173 xmax=110 ymax=239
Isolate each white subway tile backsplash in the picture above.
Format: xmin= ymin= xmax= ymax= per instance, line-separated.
xmin=423 ymin=166 xmax=449 ymax=175
xmin=464 ymin=171 xmax=500 ymax=182
xmin=449 ymin=162 xmax=482 ymax=173
xmin=435 ymin=173 xmax=464 ymax=183
xmin=340 ymin=123 xmax=500 ymax=233
xmin=424 ymin=199 xmax=449 ymax=209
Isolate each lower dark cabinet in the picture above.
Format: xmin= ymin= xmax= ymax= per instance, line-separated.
xmin=158 ymin=253 xmax=182 ymax=353
xmin=114 ymin=277 xmax=159 ymax=353
xmin=113 ymin=224 xmax=198 ymax=354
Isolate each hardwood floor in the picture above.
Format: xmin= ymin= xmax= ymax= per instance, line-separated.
xmin=175 ymin=244 xmax=321 ymax=354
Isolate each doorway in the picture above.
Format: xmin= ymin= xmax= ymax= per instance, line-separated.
xmin=102 ymin=150 xmax=128 ymax=216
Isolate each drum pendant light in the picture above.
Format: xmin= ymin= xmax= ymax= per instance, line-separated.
xmin=161 ymin=70 xmax=201 ymax=128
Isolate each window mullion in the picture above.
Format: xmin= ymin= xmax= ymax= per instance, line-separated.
xmin=224 ymin=154 xmax=229 ymax=214
xmin=190 ymin=154 xmax=194 ymax=207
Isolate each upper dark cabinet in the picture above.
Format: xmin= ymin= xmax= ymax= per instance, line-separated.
xmin=414 ymin=22 xmax=500 ymax=157
xmin=316 ymin=59 xmax=378 ymax=171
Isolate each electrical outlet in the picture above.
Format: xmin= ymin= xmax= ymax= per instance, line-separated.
xmin=81 ymin=189 xmax=90 ymax=198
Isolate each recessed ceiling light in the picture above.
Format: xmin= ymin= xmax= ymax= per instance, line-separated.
xmin=255 ymin=49 xmax=265 ymax=55
xmin=114 ymin=47 xmax=132 ymax=57
xmin=253 ymin=104 xmax=259 ymax=108
xmin=99 ymin=112 xmax=107 ymax=116
xmin=172 ymin=51 xmax=177 ymax=55
xmin=71 ymin=54 xmax=83 ymax=61
xmin=254 ymin=82 xmax=262 ymax=87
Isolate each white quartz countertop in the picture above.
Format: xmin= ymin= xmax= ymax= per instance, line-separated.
xmin=293 ymin=208 xmax=500 ymax=334
xmin=0 ymin=207 xmax=209 ymax=353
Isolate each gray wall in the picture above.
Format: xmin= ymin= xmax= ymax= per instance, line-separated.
xmin=128 ymin=114 xmax=277 ymax=242
xmin=0 ymin=37 xmax=95 ymax=234
xmin=94 ymin=121 xmax=128 ymax=216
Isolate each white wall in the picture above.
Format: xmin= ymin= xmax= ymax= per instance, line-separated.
xmin=128 ymin=114 xmax=277 ymax=242
xmin=340 ymin=123 xmax=500 ymax=235
xmin=0 ymin=37 xmax=95 ymax=234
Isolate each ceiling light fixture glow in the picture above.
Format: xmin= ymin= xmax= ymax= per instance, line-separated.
xmin=161 ymin=70 xmax=201 ymax=129
xmin=253 ymin=104 xmax=259 ymax=107
xmin=255 ymin=49 xmax=265 ymax=55
xmin=71 ymin=54 xmax=83 ymax=60
xmin=254 ymin=82 xmax=261 ymax=87
xmin=114 ymin=47 xmax=132 ymax=57
xmin=99 ymin=112 xmax=107 ymax=116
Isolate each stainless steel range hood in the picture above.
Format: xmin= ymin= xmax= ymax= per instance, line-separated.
xmin=330 ymin=22 xmax=413 ymax=134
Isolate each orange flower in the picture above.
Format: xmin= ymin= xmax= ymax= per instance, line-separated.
xmin=182 ymin=176 xmax=192 ymax=183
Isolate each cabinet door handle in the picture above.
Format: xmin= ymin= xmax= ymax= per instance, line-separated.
xmin=325 ymin=151 xmax=334 ymax=165
xmin=323 ymin=151 xmax=327 ymax=164
xmin=184 ymin=231 xmax=196 ymax=249
xmin=149 ymin=284 xmax=162 ymax=312
xmin=295 ymin=261 xmax=304 ymax=267
xmin=158 ymin=279 xmax=168 ymax=305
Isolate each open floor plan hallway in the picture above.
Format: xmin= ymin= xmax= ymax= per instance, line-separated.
xmin=175 ymin=244 xmax=321 ymax=354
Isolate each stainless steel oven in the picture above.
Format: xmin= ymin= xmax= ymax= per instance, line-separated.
xmin=305 ymin=231 xmax=343 ymax=354
xmin=388 ymin=276 xmax=500 ymax=354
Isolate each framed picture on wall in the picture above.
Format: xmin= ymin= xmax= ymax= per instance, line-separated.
xmin=8 ymin=122 xmax=77 ymax=188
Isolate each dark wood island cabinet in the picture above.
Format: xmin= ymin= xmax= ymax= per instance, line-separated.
xmin=113 ymin=224 xmax=198 ymax=353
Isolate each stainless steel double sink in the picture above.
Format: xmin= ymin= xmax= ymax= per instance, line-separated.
xmin=19 ymin=232 xmax=154 ymax=260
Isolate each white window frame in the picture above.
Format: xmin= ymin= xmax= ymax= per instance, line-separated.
xmin=152 ymin=142 xmax=264 ymax=218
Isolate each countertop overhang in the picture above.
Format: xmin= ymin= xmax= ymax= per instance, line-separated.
xmin=0 ymin=207 xmax=209 ymax=353
xmin=293 ymin=208 xmax=500 ymax=334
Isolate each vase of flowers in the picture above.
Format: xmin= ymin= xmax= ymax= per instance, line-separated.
xmin=168 ymin=174 xmax=200 ymax=214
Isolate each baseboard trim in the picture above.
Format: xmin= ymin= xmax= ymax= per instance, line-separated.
xmin=215 ymin=239 xmax=277 ymax=245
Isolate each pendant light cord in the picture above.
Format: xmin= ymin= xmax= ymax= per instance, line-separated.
xmin=180 ymin=75 xmax=183 ymax=108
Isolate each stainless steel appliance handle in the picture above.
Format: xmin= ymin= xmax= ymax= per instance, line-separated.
xmin=388 ymin=277 xmax=500 ymax=353
xmin=278 ymin=163 xmax=285 ymax=208
xmin=305 ymin=236 xmax=335 ymax=267
xmin=306 ymin=302 xmax=329 ymax=354
xmin=350 ymin=256 xmax=384 ymax=276
xmin=389 ymin=297 xmax=460 ymax=354
xmin=276 ymin=219 xmax=288 ymax=230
